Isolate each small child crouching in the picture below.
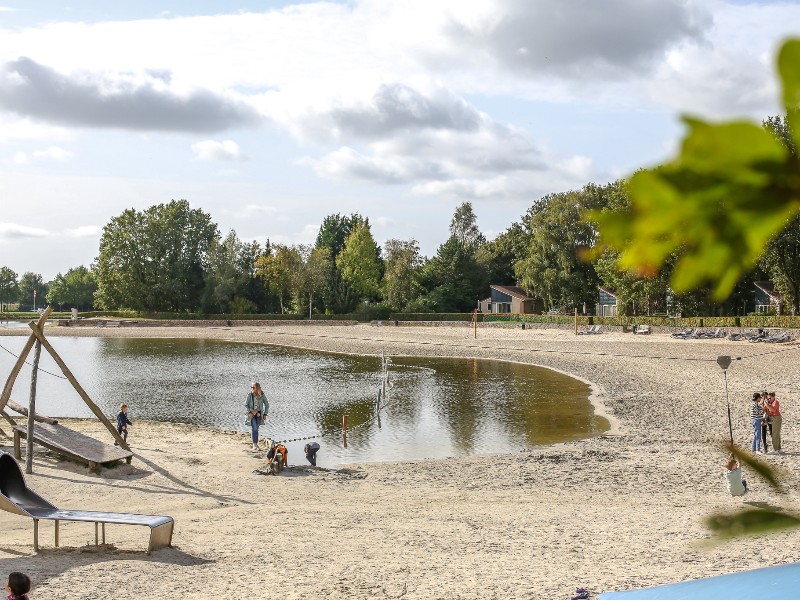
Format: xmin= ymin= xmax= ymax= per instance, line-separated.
xmin=724 ymin=456 xmax=747 ymax=496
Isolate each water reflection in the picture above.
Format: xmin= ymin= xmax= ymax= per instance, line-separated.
xmin=0 ymin=337 xmax=608 ymax=467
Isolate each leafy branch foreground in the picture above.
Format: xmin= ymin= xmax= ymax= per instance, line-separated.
xmin=705 ymin=444 xmax=800 ymax=541
xmin=593 ymin=39 xmax=800 ymax=301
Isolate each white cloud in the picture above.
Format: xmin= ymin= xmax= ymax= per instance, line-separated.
xmin=374 ymin=216 xmax=392 ymax=227
xmin=191 ymin=139 xmax=246 ymax=161
xmin=0 ymin=222 xmax=49 ymax=239
xmin=33 ymin=145 xmax=73 ymax=160
xmin=64 ymin=225 xmax=101 ymax=237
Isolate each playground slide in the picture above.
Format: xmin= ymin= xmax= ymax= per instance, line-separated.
xmin=599 ymin=561 xmax=800 ymax=599
xmin=0 ymin=452 xmax=173 ymax=553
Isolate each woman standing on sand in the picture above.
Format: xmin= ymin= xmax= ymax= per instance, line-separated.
xmin=751 ymin=392 xmax=765 ymax=453
xmin=245 ymin=382 xmax=269 ymax=451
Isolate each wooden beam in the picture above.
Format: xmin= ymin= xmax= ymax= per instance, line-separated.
xmin=27 ymin=322 xmax=130 ymax=451
xmin=25 ymin=337 xmax=42 ymax=474
xmin=0 ymin=308 xmax=51 ymax=413
xmin=6 ymin=400 xmax=58 ymax=425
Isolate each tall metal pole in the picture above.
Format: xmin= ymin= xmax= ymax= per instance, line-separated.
xmin=724 ymin=369 xmax=733 ymax=446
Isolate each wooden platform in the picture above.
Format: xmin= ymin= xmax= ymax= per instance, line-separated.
xmin=12 ymin=424 xmax=133 ymax=469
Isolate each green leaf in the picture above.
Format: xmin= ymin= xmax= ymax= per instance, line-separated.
xmin=725 ymin=442 xmax=783 ymax=492
xmin=778 ymin=39 xmax=800 ymax=149
xmin=705 ymin=508 xmax=800 ymax=540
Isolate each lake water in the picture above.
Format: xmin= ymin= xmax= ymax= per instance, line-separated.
xmin=0 ymin=336 xmax=608 ymax=467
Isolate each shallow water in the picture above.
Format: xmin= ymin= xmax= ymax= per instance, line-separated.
xmin=0 ymin=336 xmax=608 ymax=467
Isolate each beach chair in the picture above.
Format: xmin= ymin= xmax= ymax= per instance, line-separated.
xmin=633 ymin=325 xmax=651 ymax=335
xmin=590 ymin=325 xmax=602 ymax=334
xmin=577 ymin=325 xmax=598 ymax=335
xmin=671 ymin=328 xmax=695 ymax=339
xmin=697 ymin=327 xmax=724 ymax=339
xmin=764 ymin=332 xmax=792 ymax=343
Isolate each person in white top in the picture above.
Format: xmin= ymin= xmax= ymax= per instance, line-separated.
xmin=724 ymin=455 xmax=747 ymax=496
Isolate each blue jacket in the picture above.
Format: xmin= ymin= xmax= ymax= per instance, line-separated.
xmin=117 ymin=411 xmax=132 ymax=429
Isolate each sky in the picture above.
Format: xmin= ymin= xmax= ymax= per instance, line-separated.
xmin=0 ymin=0 xmax=798 ymax=280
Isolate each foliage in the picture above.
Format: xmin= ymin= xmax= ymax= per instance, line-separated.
xmin=255 ymin=244 xmax=302 ymax=314
xmin=516 ymin=183 xmax=613 ymax=311
xmin=760 ymin=115 xmax=800 ymax=315
xmin=592 ymin=39 xmax=800 ymax=301
xmin=389 ymin=312 xmax=476 ymax=322
xmin=95 ymin=199 xmax=218 ymax=311
xmin=336 ymin=222 xmax=383 ymax=300
xmin=0 ymin=266 xmax=19 ymax=310
xmin=449 ymin=201 xmax=486 ymax=250
xmin=46 ymin=266 xmax=97 ymax=310
xmin=300 ymin=246 xmax=334 ymax=317
xmin=476 ymin=222 xmax=528 ymax=286
xmin=382 ymin=238 xmax=424 ymax=310
xmin=17 ymin=272 xmax=48 ymax=309
xmin=423 ymin=235 xmax=488 ymax=312
xmin=315 ymin=213 xmax=367 ymax=260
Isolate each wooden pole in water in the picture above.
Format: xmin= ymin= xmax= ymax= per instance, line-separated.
xmin=342 ymin=414 xmax=348 ymax=448
xmin=25 ymin=333 xmax=42 ymax=475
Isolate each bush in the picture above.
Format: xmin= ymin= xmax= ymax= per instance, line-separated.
xmin=391 ymin=312 xmax=474 ymax=322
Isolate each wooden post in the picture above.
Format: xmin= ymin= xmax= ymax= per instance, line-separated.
xmin=574 ymin=308 xmax=578 ymax=335
xmin=27 ymin=322 xmax=129 ymax=450
xmin=0 ymin=308 xmax=51 ymax=414
xmin=25 ymin=335 xmax=42 ymax=474
xmin=342 ymin=414 xmax=348 ymax=448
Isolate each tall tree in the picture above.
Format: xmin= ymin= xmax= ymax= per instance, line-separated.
xmin=0 ymin=267 xmax=19 ymax=311
xmin=203 ymin=230 xmax=247 ymax=313
xmin=516 ymin=183 xmax=617 ymax=311
xmin=255 ymin=244 xmax=303 ymax=314
xmin=95 ymin=200 xmax=218 ymax=311
xmin=476 ymin=222 xmax=528 ymax=286
xmin=300 ymin=246 xmax=333 ymax=317
xmin=760 ymin=115 xmax=800 ymax=314
xmin=382 ymin=239 xmax=424 ymax=310
xmin=450 ymin=201 xmax=486 ymax=250
xmin=316 ymin=213 xmax=368 ymax=313
xmin=17 ymin=272 xmax=48 ymax=310
xmin=46 ymin=266 xmax=97 ymax=310
xmin=336 ymin=222 xmax=383 ymax=300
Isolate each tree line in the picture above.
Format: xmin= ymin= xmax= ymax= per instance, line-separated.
xmin=2 ymin=115 xmax=798 ymax=317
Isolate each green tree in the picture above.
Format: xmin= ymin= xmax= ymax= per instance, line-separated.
xmin=760 ymin=115 xmax=800 ymax=314
xmin=592 ymin=40 xmax=800 ymax=301
xmin=516 ymin=183 xmax=616 ymax=311
xmin=95 ymin=200 xmax=218 ymax=311
xmin=46 ymin=266 xmax=96 ymax=310
xmin=423 ymin=236 xmax=487 ymax=312
xmin=0 ymin=267 xmax=19 ymax=311
xmin=202 ymin=230 xmax=256 ymax=313
xmin=299 ymin=246 xmax=333 ymax=317
xmin=476 ymin=222 xmax=529 ymax=286
xmin=382 ymin=239 xmax=424 ymax=310
xmin=336 ymin=222 xmax=383 ymax=300
xmin=315 ymin=213 xmax=367 ymax=260
xmin=255 ymin=244 xmax=303 ymax=314
xmin=17 ymin=272 xmax=48 ymax=310
xmin=450 ymin=201 xmax=486 ymax=250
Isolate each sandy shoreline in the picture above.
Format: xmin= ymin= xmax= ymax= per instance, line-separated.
xmin=0 ymin=323 xmax=799 ymax=599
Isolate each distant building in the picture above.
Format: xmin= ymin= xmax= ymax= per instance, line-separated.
xmin=596 ymin=287 xmax=617 ymax=317
xmin=479 ymin=285 xmax=539 ymax=314
xmin=754 ymin=281 xmax=782 ymax=314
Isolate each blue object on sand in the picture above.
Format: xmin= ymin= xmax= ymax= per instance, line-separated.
xmin=598 ymin=562 xmax=800 ymax=600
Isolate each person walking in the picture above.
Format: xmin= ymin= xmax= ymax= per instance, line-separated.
xmin=751 ymin=392 xmax=765 ymax=453
xmin=767 ymin=391 xmax=783 ymax=453
xmin=114 ymin=403 xmax=132 ymax=446
xmin=246 ymin=382 xmax=269 ymax=451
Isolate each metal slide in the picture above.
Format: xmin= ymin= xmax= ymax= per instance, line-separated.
xmin=0 ymin=452 xmax=173 ymax=553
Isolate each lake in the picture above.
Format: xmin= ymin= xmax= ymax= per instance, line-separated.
xmin=0 ymin=336 xmax=608 ymax=467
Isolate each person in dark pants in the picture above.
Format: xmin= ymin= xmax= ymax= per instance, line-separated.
xmin=304 ymin=441 xmax=320 ymax=466
xmin=114 ymin=403 xmax=132 ymax=446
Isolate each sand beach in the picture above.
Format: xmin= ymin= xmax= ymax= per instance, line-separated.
xmin=0 ymin=323 xmax=798 ymax=599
